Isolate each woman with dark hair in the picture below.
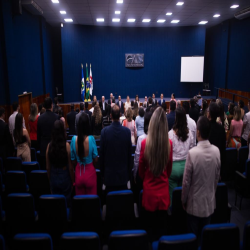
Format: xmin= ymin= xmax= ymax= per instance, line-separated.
xmin=46 ymin=120 xmax=74 ymax=206
xmin=71 ymin=113 xmax=98 ymax=195
xmin=14 ymin=113 xmax=31 ymax=162
xmin=135 ymin=95 xmax=140 ymax=106
xmin=133 ymin=102 xmax=139 ymax=120
xmin=170 ymin=93 xmax=176 ymax=103
xmin=168 ymin=107 xmax=194 ymax=202
xmin=238 ymin=100 xmax=245 ymax=119
xmin=200 ymin=99 xmax=208 ymax=117
xmin=135 ymin=107 xmax=145 ymax=138
xmin=227 ymin=102 xmax=235 ymax=130
xmin=91 ymin=105 xmax=103 ymax=139
xmin=28 ymin=103 xmax=39 ymax=149
xmin=216 ymin=99 xmax=228 ymax=131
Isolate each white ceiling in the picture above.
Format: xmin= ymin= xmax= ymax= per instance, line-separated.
xmin=31 ymin=0 xmax=250 ymax=27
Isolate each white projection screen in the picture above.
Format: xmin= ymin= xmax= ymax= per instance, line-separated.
xmin=180 ymin=56 xmax=204 ymax=82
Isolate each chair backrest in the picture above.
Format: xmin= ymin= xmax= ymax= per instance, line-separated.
xmin=30 ymin=148 xmax=37 ymax=162
xmin=245 ymin=159 xmax=250 ymax=179
xmin=5 ymin=171 xmax=28 ymax=194
xmin=106 ymin=190 xmax=135 ymax=220
xmin=0 ymin=158 xmax=3 ymax=173
xmin=6 ymin=157 xmax=22 ymax=171
xmin=152 ymin=233 xmax=197 ymax=250
xmin=13 ymin=234 xmax=52 ymax=250
xmin=22 ymin=162 xmax=40 ymax=184
xmin=39 ymin=195 xmax=67 ymax=221
xmin=239 ymin=146 xmax=249 ymax=173
xmin=0 ymin=235 xmax=5 ymax=250
xmin=29 ymin=170 xmax=50 ymax=195
xmin=201 ymin=223 xmax=240 ymax=250
xmin=243 ymin=221 xmax=250 ymax=250
xmin=95 ymin=169 xmax=102 ymax=198
xmin=6 ymin=193 xmax=36 ymax=221
xmin=109 ymin=230 xmax=149 ymax=250
xmin=0 ymin=173 xmax=3 ymax=195
xmin=223 ymin=148 xmax=238 ymax=181
xmin=61 ymin=232 xmax=100 ymax=250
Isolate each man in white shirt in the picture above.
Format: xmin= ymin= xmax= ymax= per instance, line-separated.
xmin=183 ymin=101 xmax=197 ymax=146
xmin=242 ymin=100 xmax=250 ymax=147
xmin=100 ymin=96 xmax=107 ymax=116
xmin=9 ymin=102 xmax=26 ymax=137
xmin=182 ymin=116 xmax=220 ymax=240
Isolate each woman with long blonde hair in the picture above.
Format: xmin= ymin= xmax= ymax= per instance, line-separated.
xmin=91 ymin=104 xmax=103 ymax=139
xmin=122 ymin=107 xmax=137 ymax=145
xmin=139 ymin=107 xmax=173 ymax=239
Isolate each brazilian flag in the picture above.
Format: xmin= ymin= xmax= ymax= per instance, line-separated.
xmin=85 ymin=64 xmax=90 ymax=101
xmin=81 ymin=65 xmax=85 ymax=101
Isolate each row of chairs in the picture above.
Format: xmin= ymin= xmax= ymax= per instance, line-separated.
xmin=0 ymin=221 xmax=249 ymax=250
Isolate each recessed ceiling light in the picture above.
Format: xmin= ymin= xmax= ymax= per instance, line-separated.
xmin=51 ymin=0 xmax=59 ymax=3
xmin=115 ymin=11 xmax=121 ymax=14
xmin=157 ymin=19 xmax=166 ymax=23
xmin=199 ymin=21 xmax=208 ymax=24
xmin=230 ymin=5 xmax=239 ymax=8
xmin=64 ymin=18 xmax=73 ymax=22
xmin=166 ymin=12 xmax=172 ymax=15
xmin=213 ymin=14 xmax=220 ymax=17
xmin=117 ymin=0 xmax=123 ymax=3
xmin=142 ymin=19 xmax=151 ymax=22
xmin=112 ymin=18 xmax=120 ymax=22
xmin=96 ymin=18 xmax=104 ymax=22
xmin=171 ymin=20 xmax=180 ymax=23
xmin=60 ymin=11 xmax=66 ymax=14
xmin=127 ymin=19 xmax=135 ymax=22
xmin=176 ymin=2 xmax=184 ymax=6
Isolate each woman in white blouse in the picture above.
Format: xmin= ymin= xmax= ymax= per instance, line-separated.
xmin=125 ymin=95 xmax=131 ymax=112
xmin=168 ymin=107 xmax=194 ymax=202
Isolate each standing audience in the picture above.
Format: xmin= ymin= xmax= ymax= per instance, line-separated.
xmin=46 ymin=120 xmax=74 ymax=206
xmin=133 ymin=102 xmax=139 ymax=121
xmin=182 ymin=116 xmax=220 ymax=241
xmin=75 ymin=103 xmax=85 ymax=133
xmin=146 ymin=97 xmax=154 ymax=112
xmin=242 ymin=100 xmax=250 ymax=146
xmin=168 ymin=107 xmax=194 ymax=202
xmin=139 ymin=107 xmax=173 ymax=239
xmin=189 ymin=98 xmax=200 ymax=123
xmin=91 ymin=105 xmax=103 ymax=139
xmin=226 ymin=102 xmax=235 ymax=131
xmin=123 ymin=107 xmax=137 ymax=145
xmin=66 ymin=104 xmax=77 ymax=135
xmin=125 ymin=96 xmax=131 ymax=112
xmin=200 ymin=99 xmax=208 ymax=117
xmin=71 ymin=113 xmax=98 ymax=195
xmin=238 ymin=100 xmax=245 ymax=119
xmin=135 ymin=108 xmax=145 ymax=138
xmin=117 ymin=95 xmax=124 ymax=115
xmin=158 ymin=93 xmax=165 ymax=105
xmin=170 ymin=93 xmax=176 ymax=103
xmin=28 ymin=103 xmax=39 ymax=150
xmin=216 ymin=99 xmax=228 ymax=131
xmin=14 ymin=113 xmax=31 ymax=162
xmin=100 ymin=105 xmax=132 ymax=193
xmin=84 ymin=102 xmax=92 ymax=121
xmin=166 ymin=101 xmax=176 ymax=131
xmin=38 ymin=103 xmax=43 ymax=116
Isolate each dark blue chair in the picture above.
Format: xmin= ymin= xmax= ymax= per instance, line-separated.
xmin=29 ymin=170 xmax=50 ymax=210
xmin=6 ymin=193 xmax=37 ymax=236
xmin=5 ymin=171 xmax=29 ymax=195
xmin=243 ymin=221 xmax=250 ymax=250
xmin=0 ymin=173 xmax=4 ymax=195
xmin=235 ymin=159 xmax=250 ymax=210
xmin=211 ymin=183 xmax=231 ymax=223
xmin=13 ymin=233 xmax=52 ymax=250
xmin=109 ymin=230 xmax=149 ymax=250
xmin=22 ymin=162 xmax=40 ymax=184
xmin=200 ymin=223 xmax=240 ymax=250
xmin=0 ymin=234 xmax=5 ymax=250
xmin=30 ymin=148 xmax=37 ymax=162
xmin=105 ymin=190 xmax=136 ymax=232
xmin=0 ymin=197 xmax=5 ymax=234
xmin=222 ymin=148 xmax=237 ymax=181
xmin=239 ymin=146 xmax=249 ymax=173
xmin=152 ymin=233 xmax=197 ymax=250
xmin=5 ymin=157 xmax=22 ymax=171
xmin=61 ymin=232 xmax=100 ymax=250
xmin=71 ymin=195 xmax=102 ymax=233
xmin=0 ymin=158 xmax=3 ymax=173
xmin=39 ymin=195 xmax=69 ymax=238
xmin=95 ymin=169 xmax=102 ymax=199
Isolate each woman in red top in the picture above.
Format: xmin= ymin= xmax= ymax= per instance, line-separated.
xmin=139 ymin=107 xmax=173 ymax=240
xmin=28 ymin=103 xmax=39 ymax=150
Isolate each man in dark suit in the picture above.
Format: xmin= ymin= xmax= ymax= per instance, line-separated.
xmin=66 ymin=104 xmax=77 ymax=135
xmin=0 ymin=107 xmax=14 ymax=163
xmin=167 ymin=100 xmax=176 ymax=131
xmin=189 ymin=98 xmax=200 ymax=123
xmin=146 ymin=97 xmax=154 ymax=112
xmin=152 ymin=93 xmax=157 ymax=106
xmin=108 ymin=93 xmax=115 ymax=105
xmin=100 ymin=105 xmax=132 ymax=193
xmin=116 ymin=95 xmax=124 ymax=115
xmin=208 ymin=102 xmax=226 ymax=169
xmin=100 ymin=96 xmax=108 ymax=117
xmin=84 ymin=102 xmax=92 ymax=121
xmin=37 ymin=97 xmax=59 ymax=169
xmin=158 ymin=93 xmax=166 ymax=106
xmin=75 ymin=103 xmax=85 ymax=133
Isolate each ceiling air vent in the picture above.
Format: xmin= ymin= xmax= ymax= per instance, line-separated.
xmin=234 ymin=6 xmax=250 ymax=20
xmin=22 ymin=0 xmax=43 ymax=15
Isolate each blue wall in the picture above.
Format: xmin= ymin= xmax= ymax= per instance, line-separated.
xmin=204 ymin=17 xmax=250 ymax=95
xmin=61 ymin=25 xmax=206 ymax=102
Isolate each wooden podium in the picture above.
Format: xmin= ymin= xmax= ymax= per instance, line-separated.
xmin=18 ymin=92 xmax=32 ymax=131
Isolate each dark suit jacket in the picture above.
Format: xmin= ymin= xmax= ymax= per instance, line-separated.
xmin=99 ymin=121 xmax=132 ymax=186
xmin=66 ymin=110 xmax=77 ymax=135
xmin=152 ymin=99 xmax=157 ymax=106
xmin=0 ymin=119 xmax=14 ymax=160
xmin=146 ymin=104 xmax=154 ymax=113
xmin=158 ymin=99 xmax=166 ymax=105
xmin=167 ymin=111 xmax=176 ymax=131
xmin=84 ymin=110 xmax=92 ymax=121
xmin=99 ymin=101 xmax=108 ymax=116
xmin=116 ymin=101 xmax=124 ymax=114
xmin=209 ymin=120 xmax=226 ymax=167
xmin=108 ymin=97 xmax=115 ymax=105
xmin=189 ymin=107 xmax=200 ymax=123
xmin=37 ymin=110 xmax=59 ymax=157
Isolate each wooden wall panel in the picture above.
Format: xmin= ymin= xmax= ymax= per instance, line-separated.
xmin=32 ymin=93 xmax=50 ymax=105
xmin=218 ymin=88 xmax=250 ymax=103
xmin=18 ymin=93 xmax=33 ymax=131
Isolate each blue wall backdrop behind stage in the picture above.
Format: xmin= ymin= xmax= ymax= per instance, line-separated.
xmin=61 ymin=25 xmax=206 ymax=103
